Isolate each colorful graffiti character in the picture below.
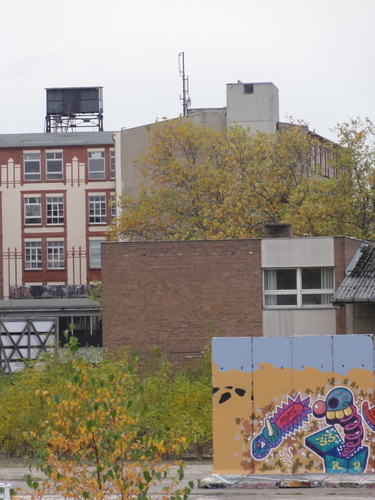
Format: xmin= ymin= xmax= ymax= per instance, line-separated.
xmin=305 ymin=387 xmax=368 ymax=473
xmin=251 ymin=394 xmax=311 ymax=460
xmin=362 ymin=400 xmax=375 ymax=432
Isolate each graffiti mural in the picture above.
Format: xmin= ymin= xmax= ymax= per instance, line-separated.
xmin=251 ymin=394 xmax=311 ymax=460
xmin=305 ymin=387 xmax=368 ymax=473
xmin=212 ymin=335 xmax=375 ymax=475
xmin=363 ymin=400 xmax=375 ymax=432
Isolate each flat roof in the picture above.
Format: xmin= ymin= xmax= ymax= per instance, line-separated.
xmin=0 ymin=131 xmax=114 ymax=149
xmin=0 ymin=298 xmax=100 ymax=317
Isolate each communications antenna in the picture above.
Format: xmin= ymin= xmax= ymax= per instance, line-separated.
xmin=178 ymin=52 xmax=190 ymax=116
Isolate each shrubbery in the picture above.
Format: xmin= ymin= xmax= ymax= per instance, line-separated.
xmin=138 ymin=349 xmax=212 ymax=459
xmin=23 ymin=342 xmax=193 ymax=500
xmin=0 ymin=338 xmax=212 ymax=461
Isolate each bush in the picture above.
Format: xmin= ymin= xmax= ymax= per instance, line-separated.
xmin=24 ymin=340 xmax=193 ymax=500
xmin=0 ymin=337 xmax=213 ymax=462
xmin=0 ymin=352 xmax=74 ymax=455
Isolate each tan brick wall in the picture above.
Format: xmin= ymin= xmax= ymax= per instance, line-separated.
xmin=102 ymin=239 xmax=262 ymax=365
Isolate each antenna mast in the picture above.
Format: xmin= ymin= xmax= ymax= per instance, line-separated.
xmin=178 ymin=52 xmax=190 ymax=116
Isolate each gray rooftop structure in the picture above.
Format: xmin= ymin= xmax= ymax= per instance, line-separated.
xmin=332 ymin=242 xmax=375 ymax=303
xmin=0 ymin=298 xmax=100 ymax=317
xmin=0 ymin=131 xmax=114 ymax=148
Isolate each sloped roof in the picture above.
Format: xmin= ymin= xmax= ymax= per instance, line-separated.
xmin=332 ymin=242 xmax=375 ymax=303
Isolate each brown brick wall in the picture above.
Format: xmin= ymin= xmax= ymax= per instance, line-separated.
xmin=102 ymin=236 xmax=364 ymax=365
xmin=334 ymin=237 xmax=363 ymax=335
xmin=102 ymin=239 xmax=262 ymax=365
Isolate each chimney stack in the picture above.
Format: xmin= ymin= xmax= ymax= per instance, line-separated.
xmin=264 ymin=223 xmax=293 ymax=238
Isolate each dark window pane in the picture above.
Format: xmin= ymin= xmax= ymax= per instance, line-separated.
xmin=264 ymin=269 xmax=296 ymax=290
xmin=302 ymin=268 xmax=321 ymax=289
xmin=277 ymin=294 xmax=297 ymax=305
xmin=244 ymin=84 xmax=254 ymax=94
xmin=276 ymin=269 xmax=296 ymax=290
xmin=303 ymin=293 xmax=333 ymax=305
xmin=265 ymin=294 xmax=297 ymax=306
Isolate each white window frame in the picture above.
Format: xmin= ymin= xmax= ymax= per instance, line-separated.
xmin=46 ymin=196 xmax=64 ymax=225
xmin=25 ymin=242 xmax=42 ymax=269
xmin=47 ymin=241 xmax=65 ymax=269
xmin=89 ymin=195 xmax=106 ymax=224
xmin=24 ymin=152 xmax=41 ymax=181
xmin=24 ymin=197 xmax=42 ymax=225
xmin=263 ymin=267 xmax=334 ymax=308
xmin=88 ymin=151 xmax=105 ymax=179
xmin=89 ymin=240 xmax=103 ymax=268
xmin=110 ymin=150 xmax=115 ymax=179
xmin=110 ymin=194 xmax=116 ymax=218
xmin=46 ymin=152 xmax=63 ymax=180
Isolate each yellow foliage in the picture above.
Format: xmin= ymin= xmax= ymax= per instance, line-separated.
xmin=108 ymin=117 xmax=375 ymax=241
xmin=21 ymin=348 xmax=192 ymax=500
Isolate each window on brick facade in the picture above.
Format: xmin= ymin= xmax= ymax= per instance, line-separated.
xmin=25 ymin=242 xmax=42 ymax=269
xmin=47 ymin=241 xmax=65 ymax=269
xmin=89 ymin=195 xmax=106 ymax=224
xmin=46 ymin=152 xmax=63 ymax=180
xmin=110 ymin=195 xmax=116 ymax=218
xmin=24 ymin=153 xmax=41 ymax=181
xmin=88 ymin=151 xmax=105 ymax=179
xmin=89 ymin=240 xmax=102 ymax=268
xmin=46 ymin=197 xmax=64 ymax=225
xmin=24 ymin=197 xmax=41 ymax=225
xmin=110 ymin=150 xmax=115 ymax=179
xmin=263 ymin=267 xmax=334 ymax=307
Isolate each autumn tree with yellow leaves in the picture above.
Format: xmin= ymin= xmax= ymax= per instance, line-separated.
xmin=108 ymin=117 xmax=375 ymax=241
xmin=25 ymin=339 xmax=193 ymax=500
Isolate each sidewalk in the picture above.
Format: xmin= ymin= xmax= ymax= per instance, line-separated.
xmin=199 ymin=471 xmax=375 ymax=489
xmin=2 ymin=464 xmax=375 ymax=493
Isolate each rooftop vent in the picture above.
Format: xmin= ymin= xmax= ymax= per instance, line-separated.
xmin=244 ymin=84 xmax=254 ymax=94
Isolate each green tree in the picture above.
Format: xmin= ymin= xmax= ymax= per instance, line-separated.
xmin=284 ymin=118 xmax=375 ymax=239
xmin=333 ymin=117 xmax=375 ymax=239
xmin=109 ymin=117 xmax=371 ymax=241
xmin=25 ymin=342 xmax=192 ymax=500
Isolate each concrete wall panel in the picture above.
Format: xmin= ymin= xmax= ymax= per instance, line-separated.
xmin=213 ymin=335 xmax=375 ymax=474
xmin=262 ymin=237 xmax=335 ymax=268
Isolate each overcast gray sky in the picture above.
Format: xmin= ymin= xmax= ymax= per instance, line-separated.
xmin=1 ymin=0 xmax=374 ymax=140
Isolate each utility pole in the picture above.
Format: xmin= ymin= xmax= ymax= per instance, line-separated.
xmin=178 ymin=52 xmax=190 ymax=116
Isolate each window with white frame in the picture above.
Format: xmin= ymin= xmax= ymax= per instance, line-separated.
xmin=46 ymin=152 xmax=63 ymax=180
xmin=88 ymin=151 xmax=105 ymax=179
xmin=263 ymin=267 xmax=334 ymax=307
xmin=46 ymin=196 xmax=64 ymax=225
xmin=47 ymin=241 xmax=65 ymax=269
xmin=89 ymin=195 xmax=106 ymax=224
xmin=89 ymin=240 xmax=102 ymax=268
xmin=110 ymin=150 xmax=115 ymax=179
xmin=24 ymin=153 xmax=41 ymax=181
xmin=25 ymin=242 xmax=42 ymax=269
xmin=24 ymin=197 xmax=41 ymax=224
xmin=110 ymin=195 xmax=116 ymax=218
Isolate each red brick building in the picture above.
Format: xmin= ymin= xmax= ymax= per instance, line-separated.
xmin=0 ymin=131 xmax=116 ymax=354
xmin=101 ymin=231 xmax=363 ymax=365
